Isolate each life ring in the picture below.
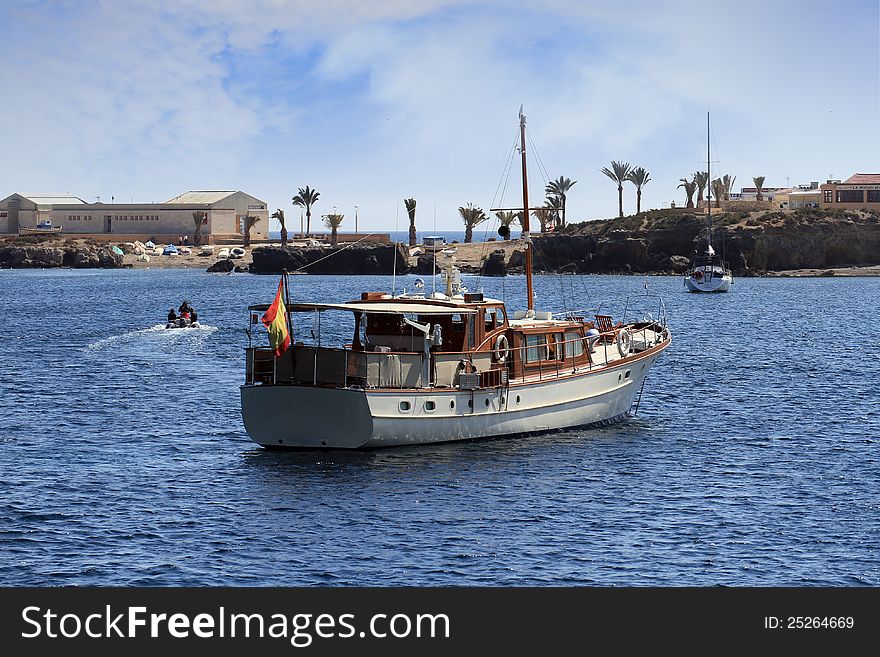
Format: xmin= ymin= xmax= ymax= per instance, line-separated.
xmin=643 ymin=312 xmax=653 ymax=323
xmin=616 ymin=329 xmax=632 ymax=357
xmin=493 ymin=334 xmax=510 ymax=362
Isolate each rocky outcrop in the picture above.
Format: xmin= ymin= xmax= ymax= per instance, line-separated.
xmin=207 ymin=259 xmax=235 ymax=273
xmin=482 ymin=249 xmax=507 ymax=277
xmin=250 ymin=244 xmax=409 ymax=275
xmin=0 ymin=244 xmax=122 ymax=268
xmin=548 ymin=208 xmax=880 ymax=274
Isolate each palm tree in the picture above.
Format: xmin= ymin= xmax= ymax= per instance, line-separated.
xmin=601 ymin=161 xmax=633 ymax=218
xmin=694 ymin=171 xmax=709 ymax=207
xmin=495 ymin=211 xmax=519 ymax=240
xmin=242 ymin=214 xmax=260 ymax=247
xmin=722 ymin=174 xmax=736 ymax=201
xmin=753 ymin=176 xmax=766 ymax=201
xmin=545 ymin=176 xmax=577 ymax=227
xmin=191 ymin=210 xmax=206 ymax=247
xmin=458 ymin=203 xmax=488 ymax=243
xmin=626 ymin=166 xmax=651 ymax=214
xmin=292 ymin=186 xmax=320 ymax=237
xmin=532 ymin=207 xmax=553 ymax=233
xmin=323 ymin=213 xmax=344 ymax=246
xmin=711 ymin=179 xmax=725 ymax=208
xmin=544 ymin=195 xmax=563 ymax=230
xmin=271 ymin=208 xmax=288 ymax=246
xmin=678 ymin=178 xmax=697 ymax=208
xmin=404 ymin=198 xmax=417 ymax=246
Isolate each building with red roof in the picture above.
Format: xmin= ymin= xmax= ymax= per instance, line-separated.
xmin=820 ymin=174 xmax=880 ymax=209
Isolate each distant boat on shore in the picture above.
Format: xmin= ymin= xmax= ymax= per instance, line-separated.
xmin=19 ymin=220 xmax=62 ymax=235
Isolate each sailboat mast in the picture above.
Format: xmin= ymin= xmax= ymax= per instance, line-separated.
xmin=519 ymin=106 xmax=534 ymax=311
xmin=707 ymin=111 xmax=713 ymax=251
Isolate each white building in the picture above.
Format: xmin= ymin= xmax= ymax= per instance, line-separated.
xmin=0 ymin=190 xmax=269 ymax=244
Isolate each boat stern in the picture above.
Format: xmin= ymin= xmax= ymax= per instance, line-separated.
xmin=240 ymin=384 xmax=374 ymax=449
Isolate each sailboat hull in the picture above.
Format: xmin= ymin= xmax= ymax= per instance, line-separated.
xmin=241 ymin=344 xmax=667 ymax=449
xmin=684 ymin=274 xmax=732 ymax=293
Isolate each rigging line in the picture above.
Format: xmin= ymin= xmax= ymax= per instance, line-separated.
xmin=495 ymin=125 xmax=521 ymax=209
xmin=525 ymin=127 xmax=551 ymax=187
xmin=286 ymin=231 xmax=383 ymax=273
xmin=474 ymin=208 xmax=501 ymax=293
xmin=491 ymin=128 xmax=521 ymax=210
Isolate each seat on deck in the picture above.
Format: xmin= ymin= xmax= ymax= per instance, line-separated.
xmin=595 ymin=315 xmax=621 ymax=342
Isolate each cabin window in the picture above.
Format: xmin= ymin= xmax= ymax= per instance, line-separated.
xmin=425 ymin=401 xmax=436 ymax=412
xmin=399 ymin=401 xmax=411 ymax=412
xmin=546 ymin=333 xmax=565 ymax=361
xmin=525 ymin=334 xmax=547 ymax=362
xmin=467 ymin=315 xmax=475 ymax=350
xmin=485 ymin=307 xmax=501 ymax=332
xmin=564 ymin=331 xmax=584 ymax=358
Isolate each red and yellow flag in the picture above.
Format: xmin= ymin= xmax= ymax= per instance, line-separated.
xmin=261 ymin=277 xmax=291 ymax=356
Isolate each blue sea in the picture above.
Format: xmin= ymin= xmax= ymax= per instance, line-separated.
xmin=0 ymin=268 xmax=877 ymax=586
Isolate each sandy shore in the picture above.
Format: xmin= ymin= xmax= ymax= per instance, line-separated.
xmin=123 ymin=239 xmax=526 ymax=271
xmin=117 ymin=240 xmax=880 ymax=277
xmin=768 ymin=265 xmax=880 ymax=277
xmin=124 ymin=244 xmax=254 ymax=269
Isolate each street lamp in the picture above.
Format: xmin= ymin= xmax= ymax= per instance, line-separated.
xmin=354 ymin=205 xmax=359 ymax=234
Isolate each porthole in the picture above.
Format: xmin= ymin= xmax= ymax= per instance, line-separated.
xmin=516 ymin=395 xmax=521 ymax=404
xmin=450 ymin=400 xmax=455 ymax=410
xmin=618 ymin=373 xmax=622 ymax=382
xmin=468 ymin=400 xmax=473 ymax=409
xmin=624 ymin=370 xmax=631 ymax=379
xmin=485 ymin=398 xmax=490 ymax=407
xmin=399 ymin=401 xmax=411 ymax=412
xmin=425 ymin=401 xmax=436 ymax=411
xmin=501 ymin=396 xmax=505 ymax=404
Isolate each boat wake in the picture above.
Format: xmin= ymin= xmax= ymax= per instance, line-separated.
xmin=87 ymin=324 xmax=219 ymax=350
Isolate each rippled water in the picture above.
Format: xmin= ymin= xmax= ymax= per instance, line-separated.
xmin=0 ymin=268 xmax=877 ymax=586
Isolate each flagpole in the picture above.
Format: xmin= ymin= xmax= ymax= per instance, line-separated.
xmin=282 ymin=268 xmax=294 ymax=363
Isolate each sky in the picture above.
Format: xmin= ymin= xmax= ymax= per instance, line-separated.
xmin=1 ymin=0 xmax=878 ymax=232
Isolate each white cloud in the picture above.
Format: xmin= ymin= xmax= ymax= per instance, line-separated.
xmin=0 ymin=0 xmax=876 ymax=227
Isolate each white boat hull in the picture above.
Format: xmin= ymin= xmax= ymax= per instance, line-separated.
xmin=684 ymin=273 xmax=732 ymax=293
xmin=240 ymin=347 xmax=665 ymax=449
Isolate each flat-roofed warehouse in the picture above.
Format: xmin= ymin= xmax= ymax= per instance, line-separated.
xmin=0 ymin=190 xmax=269 ymax=244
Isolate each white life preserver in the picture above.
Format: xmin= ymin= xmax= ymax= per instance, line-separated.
xmin=493 ymin=334 xmax=510 ymax=362
xmin=616 ymin=329 xmax=632 ymax=357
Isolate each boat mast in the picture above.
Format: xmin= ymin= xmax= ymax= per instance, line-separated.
xmin=706 ymin=111 xmax=713 ymax=253
xmin=519 ymin=106 xmax=534 ymax=311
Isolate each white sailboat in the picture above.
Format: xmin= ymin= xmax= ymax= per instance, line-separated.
xmin=240 ymin=109 xmax=672 ymax=449
xmin=684 ymin=112 xmax=733 ymax=293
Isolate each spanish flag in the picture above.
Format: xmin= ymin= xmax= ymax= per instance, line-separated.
xmin=261 ymin=277 xmax=291 ymax=356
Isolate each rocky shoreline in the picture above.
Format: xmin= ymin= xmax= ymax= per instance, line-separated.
xmin=0 ymin=238 xmax=122 ymax=269
xmin=3 ymin=208 xmax=879 ymax=276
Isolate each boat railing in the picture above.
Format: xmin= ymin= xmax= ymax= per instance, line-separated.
xmin=245 ymin=323 xmax=668 ymax=389
xmin=246 ymin=345 xmax=426 ymax=389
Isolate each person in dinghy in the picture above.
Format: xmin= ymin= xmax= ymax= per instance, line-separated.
xmin=165 ymin=301 xmax=201 ymax=328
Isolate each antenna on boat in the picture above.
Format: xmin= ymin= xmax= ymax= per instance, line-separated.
xmin=392 ymin=202 xmax=399 ymax=296
xmin=519 ymin=105 xmax=535 ymax=311
xmin=432 ymin=201 xmax=437 ymax=295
